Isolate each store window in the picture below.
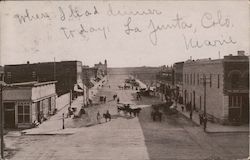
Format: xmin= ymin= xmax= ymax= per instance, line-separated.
xmin=18 ymin=104 xmax=30 ymax=123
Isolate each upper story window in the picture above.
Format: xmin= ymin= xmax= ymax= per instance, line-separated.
xmin=217 ymin=74 xmax=220 ymax=88
xmin=210 ymin=74 xmax=212 ymax=88
xmin=7 ymin=72 xmax=11 ymax=79
xmin=197 ymin=74 xmax=199 ymax=85
xmin=193 ymin=73 xmax=195 ymax=85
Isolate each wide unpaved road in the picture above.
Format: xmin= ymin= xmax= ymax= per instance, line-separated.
xmin=7 ymin=71 xmax=248 ymax=160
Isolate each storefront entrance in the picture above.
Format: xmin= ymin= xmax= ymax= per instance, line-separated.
xmin=229 ymin=94 xmax=249 ymax=124
xmin=4 ymin=102 xmax=16 ymax=128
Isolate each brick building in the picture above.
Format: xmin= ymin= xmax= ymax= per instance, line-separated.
xmin=182 ymin=52 xmax=249 ymax=125
xmin=4 ymin=61 xmax=83 ymax=97
xmin=94 ymin=60 xmax=108 ymax=78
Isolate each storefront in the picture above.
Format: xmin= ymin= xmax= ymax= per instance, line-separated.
xmin=3 ymin=81 xmax=57 ymax=128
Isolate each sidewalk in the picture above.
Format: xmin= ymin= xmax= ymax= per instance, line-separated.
xmin=176 ymin=103 xmax=249 ymax=133
xmin=22 ymin=96 xmax=85 ymax=135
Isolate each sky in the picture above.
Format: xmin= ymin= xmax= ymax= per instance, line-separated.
xmin=0 ymin=1 xmax=249 ymax=67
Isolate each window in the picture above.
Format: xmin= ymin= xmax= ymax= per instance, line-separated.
xmin=193 ymin=73 xmax=195 ymax=85
xmin=184 ymin=74 xmax=186 ymax=83
xmin=190 ymin=74 xmax=192 ymax=85
xmin=210 ymin=74 xmax=212 ymax=87
xmin=32 ymin=71 xmax=36 ymax=78
xmin=18 ymin=104 xmax=30 ymax=123
xmin=197 ymin=74 xmax=199 ymax=85
xmin=217 ymin=74 xmax=220 ymax=88
xmin=7 ymin=72 xmax=11 ymax=79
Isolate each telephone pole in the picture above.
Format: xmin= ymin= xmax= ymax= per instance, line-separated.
xmin=0 ymin=83 xmax=4 ymax=159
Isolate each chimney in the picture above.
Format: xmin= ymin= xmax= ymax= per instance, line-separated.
xmin=237 ymin=50 xmax=245 ymax=56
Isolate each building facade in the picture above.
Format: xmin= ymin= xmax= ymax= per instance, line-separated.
xmin=156 ymin=65 xmax=174 ymax=102
xmin=182 ymin=53 xmax=249 ymax=125
xmin=173 ymin=62 xmax=184 ymax=103
xmin=3 ymin=81 xmax=57 ymax=128
xmin=4 ymin=61 xmax=83 ymax=97
xmin=94 ymin=60 xmax=108 ymax=78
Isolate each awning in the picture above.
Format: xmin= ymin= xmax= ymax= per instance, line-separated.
xmin=74 ymin=84 xmax=83 ymax=92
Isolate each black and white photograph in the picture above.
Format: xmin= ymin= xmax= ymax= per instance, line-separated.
xmin=0 ymin=0 xmax=249 ymax=160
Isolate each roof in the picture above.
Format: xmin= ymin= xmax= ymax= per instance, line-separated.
xmin=8 ymin=81 xmax=57 ymax=87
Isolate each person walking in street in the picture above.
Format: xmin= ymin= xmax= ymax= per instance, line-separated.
xmin=189 ymin=111 xmax=193 ymax=120
xmin=181 ymin=106 xmax=184 ymax=112
xmin=104 ymin=96 xmax=106 ymax=103
xmin=199 ymin=111 xmax=203 ymax=125
xmin=203 ymin=114 xmax=207 ymax=131
xmin=97 ymin=111 xmax=101 ymax=124
xmin=117 ymin=97 xmax=120 ymax=103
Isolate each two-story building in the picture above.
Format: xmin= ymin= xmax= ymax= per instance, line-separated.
xmin=4 ymin=61 xmax=84 ymax=98
xmin=182 ymin=51 xmax=249 ymax=125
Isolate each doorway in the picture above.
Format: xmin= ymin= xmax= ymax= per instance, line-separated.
xmin=4 ymin=102 xmax=16 ymax=128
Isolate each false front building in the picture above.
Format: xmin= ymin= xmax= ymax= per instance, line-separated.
xmin=3 ymin=81 xmax=57 ymax=129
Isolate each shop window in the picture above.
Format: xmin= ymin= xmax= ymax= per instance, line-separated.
xmin=18 ymin=104 xmax=30 ymax=123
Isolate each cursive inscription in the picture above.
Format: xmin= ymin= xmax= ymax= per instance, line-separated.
xmin=58 ymin=5 xmax=99 ymax=21
xmin=148 ymin=14 xmax=193 ymax=45
xmin=107 ymin=4 xmax=162 ymax=16
xmin=61 ymin=24 xmax=109 ymax=40
xmin=183 ymin=34 xmax=237 ymax=50
xmin=201 ymin=10 xmax=231 ymax=29
xmin=124 ymin=17 xmax=142 ymax=35
xmin=14 ymin=9 xmax=50 ymax=24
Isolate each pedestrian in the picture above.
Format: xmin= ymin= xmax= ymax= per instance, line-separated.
xmin=199 ymin=112 xmax=203 ymax=125
xmin=97 ymin=111 xmax=101 ymax=124
xmin=189 ymin=111 xmax=193 ymax=120
xmin=104 ymin=96 xmax=106 ymax=103
xmin=203 ymin=114 xmax=207 ymax=131
xmin=181 ymin=106 xmax=184 ymax=112
xmin=117 ymin=97 xmax=120 ymax=103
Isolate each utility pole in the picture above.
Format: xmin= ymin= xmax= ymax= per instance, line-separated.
xmin=202 ymin=74 xmax=209 ymax=131
xmin=203 ymin=74 xmax=207 ymax=115
xmin=0 ymin=83 xmax=4 ymax=159
xmin=53 ymin=57 xmax=56 ymax=81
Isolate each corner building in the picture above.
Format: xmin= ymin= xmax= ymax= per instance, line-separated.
xmin=183 ymin=53 xmax=249 ymax=125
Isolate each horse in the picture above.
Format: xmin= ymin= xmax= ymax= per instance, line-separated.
xmin=118 ymin=85 xmax=123 ymax=89
xmin=103 ymin=112 xmax=111 ymax=122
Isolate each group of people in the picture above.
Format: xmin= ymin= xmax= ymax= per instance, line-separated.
xmin=97 ymin=110 xmax=111 ymax=124
xmin=181 ymin=102 xmax=208 ymax=131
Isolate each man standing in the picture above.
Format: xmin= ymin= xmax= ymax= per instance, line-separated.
xmin=203 ymin=114 xmax=207 ymax=131
xmin=189 ymin=110 xmax=193 ymax=120
xmin=97 ymin=111 xmax=101 ymax=124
